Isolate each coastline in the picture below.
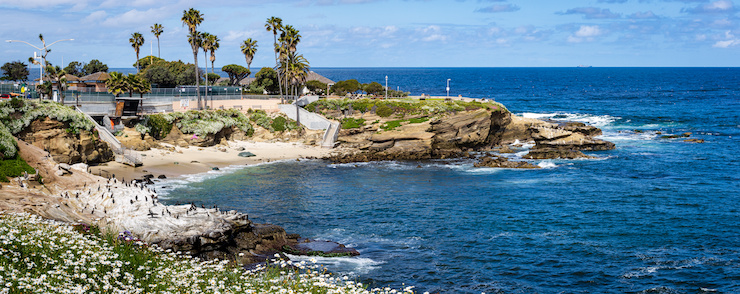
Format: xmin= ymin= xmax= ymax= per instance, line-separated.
xmin=89 ymin=141 xmax=335 ymax=181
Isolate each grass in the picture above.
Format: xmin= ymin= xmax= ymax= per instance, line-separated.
xmin=340 ymin=118 xmax=366 ymax=129
xmin=0 ymin=212 xmax=416 ymax=294
xmin=380 ymin=117 xmax=430 ymax=131
xmin=0 ymin=155 xmax=35 ymax=182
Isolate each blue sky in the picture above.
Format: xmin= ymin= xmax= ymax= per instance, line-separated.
xmin=1 ymin=0 xmax=739 ymax=68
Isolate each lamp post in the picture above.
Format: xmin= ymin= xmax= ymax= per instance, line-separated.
xmin=385 ymin=75 xmax=388 ymax=99
xmin=446 ymin=79 xmax=451 ymax=98
xmin=6 ymin=37 xmax=74 ymax=91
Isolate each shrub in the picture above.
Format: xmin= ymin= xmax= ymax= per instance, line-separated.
xmin=376 ymin=104 xmax=394 ymax=117
xmin=0 ymin=155 xmax=35 ymax=182
xmin=271 ymin=116 xmax=287 ymax=132
xmin=341 ymin=117 xmax=366 ymax=129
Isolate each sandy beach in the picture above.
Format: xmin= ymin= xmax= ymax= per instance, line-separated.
xmin=89 ymin=141 xmax=334 ymax=181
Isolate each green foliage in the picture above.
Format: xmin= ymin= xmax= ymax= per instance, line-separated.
xmin=306 ymin=98 xmax=508 ymax=118
xmin=63 ymin=61 xmax=84 ymax=77
xmin=0 ymin=99 xmax=94 ymax=136
xmin=363 ymin=81 xmax=384 ymax=96
xmin=305 ymin=80 xmax=327 ymax=95
xmin=0 ymin=155 xmax=36 ymax=182
xmin=0 ymin=123 xmax=17 ymax=159
xmin=330 ymin=79 xmax=361 ymax=95
xmin=253 ymin=67 xmax=279 ymax=94
xmin=82 ymin=59 xmax=108 ymax=75
xmin=340 ymin=117 xmax=366 ymax=129
xmin=141 ymin=60 xmax=200 ymax=88
xmin=144 ymin=109 xmax=254 ymax=137
xmin=380 ymin=117 xmax=430 ymax=131
xmin=248 ymin=110 xmax=299 ymax=133
xmin=375 ymin=104 xmax=394 ymax=117
xmin=134 ymin=56 xmax=165 ymax=71
xmin=222 ymin=64 xmax=250 ymax=86
xmin=207 ymin=73 xmax=220 ymax=85
xmin=1 ymin=61 xmax=30 ymax=81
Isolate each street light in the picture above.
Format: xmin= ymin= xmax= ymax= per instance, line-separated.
xmin=446 ymin=79 xmax=451 ymax=98
xmin=385 ymin=75 xmax=388 ymax=99
xmin=6 ymin=38 xmax=74 ymax=89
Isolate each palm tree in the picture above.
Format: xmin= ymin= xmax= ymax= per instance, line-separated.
xmin=151 ymin=23 xmax=163 ymax=58
xmin=199 ymin=32 xmax=212 ymax=108
xmin=129 ymin=32 xmax=144 ymax=73
xmin=279 ymin=25 xmax=301 ymax=100
xmin=208 ymin=34 xmax=219 ymax=75
xmin=240 ymin=38 xmax=258 ymax=76
xmin=126 ymin=74 xmax=151 ymax=98
xmin=46 ymin=65 xmax=68 ymax=103
xmin=106 ymin=72 xmax=129 ymax=97
xmin=182 ymin=8 xmax=204 ymax=109
xmin=265 ymin=16 xmax=284 ymax=102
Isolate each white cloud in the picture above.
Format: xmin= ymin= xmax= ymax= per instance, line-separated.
xmin=0 ymin=0 xmax=83 ymax=8
xmin=568 ymin=25 xmax=602 ymax=43
xmin=713 ymin=30 xmax=740 ymax=47
xmin=419 ymin=25 xmax=447 ymax=42
xmin=84 ymin=10 xmax=107 ymax=23
xmin=222 ymin=30 xmax=260 ymax=42
xmin=100 ymin=8 xmax=165 ymax=27
xmin=575 ymin=25 xmax=602 ymax=37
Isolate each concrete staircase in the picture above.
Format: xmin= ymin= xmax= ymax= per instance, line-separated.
xmin=278 ymin=97 xmax=340 ymax=148
xmin=75 ymin=107 xmax=142 ymax=166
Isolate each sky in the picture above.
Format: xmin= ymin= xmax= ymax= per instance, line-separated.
xmin=1 ymin=0 xmax=739 ymax=69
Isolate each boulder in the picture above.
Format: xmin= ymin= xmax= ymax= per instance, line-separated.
xmin=562 ymin=122 xmax=602 ymax=137
xmin=523 ymin=149 xmax=595 ymax=159
xmin=474 ymin=155 xmax=539 ymax=169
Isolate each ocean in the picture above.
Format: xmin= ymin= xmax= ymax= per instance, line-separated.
xmin=155 ymin=68 xmax=740 ymax=293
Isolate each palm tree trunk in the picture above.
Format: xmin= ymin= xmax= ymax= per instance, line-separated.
xmin=203 ymin=53 xmax=209 ymax=110
xmin=273 ymin=34 xmax=284 ymax=103
xmin=192 ymin=50 xmax=201 ymax=110
xmin=157 ymin=37 xmax=161 ymax=58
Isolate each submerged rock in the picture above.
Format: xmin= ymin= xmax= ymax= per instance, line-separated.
xmin=473 ymin=155 xmax=539 ymax=169
xmin=523 ymin=149 xmax=595 ymax=160
xmin=283 ymin=239 xmax=360 ymax=257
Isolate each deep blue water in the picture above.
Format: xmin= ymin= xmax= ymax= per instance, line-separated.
xmin=158 ymin=68 xmax=740 ymax=293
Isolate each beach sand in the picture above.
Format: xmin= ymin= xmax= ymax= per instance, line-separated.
xmin=89 ymin=141 xmax=334 ymax=181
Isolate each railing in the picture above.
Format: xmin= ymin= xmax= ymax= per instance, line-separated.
xmin=278 ymin=99 xmax=340 ymax=148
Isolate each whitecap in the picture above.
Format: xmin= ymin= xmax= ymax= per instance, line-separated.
xmin=520 ymin=112 xmax=619 ymax=127
xmin=284 ymin=254 xmax=384 ymax=275
xmin=537 ymin=160 xmax=558 ymax=169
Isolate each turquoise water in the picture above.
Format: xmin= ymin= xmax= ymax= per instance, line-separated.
xmin=158 ymin=68 xmax=740 ymax=293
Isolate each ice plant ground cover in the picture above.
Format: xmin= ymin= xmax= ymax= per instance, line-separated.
xmin=0 ymin=212 xmax=416 ymax=294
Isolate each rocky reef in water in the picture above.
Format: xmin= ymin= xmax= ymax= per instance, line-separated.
xmin=325 ymin=102 xmax=615 ymax=166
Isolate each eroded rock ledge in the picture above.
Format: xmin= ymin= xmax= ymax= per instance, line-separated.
xmin=326 ymin=109 xmax=615 ymax=164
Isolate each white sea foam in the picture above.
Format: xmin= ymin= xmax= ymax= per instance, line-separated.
xmin=537 ymin=160 xmax=558 ymax=169
xmin=153 ymin=160 xmax=290 ymax=197
xmin=520 ymin=112 xmax=619 ymax=127
xmin=284 ymin=254 xmax=384 ymax=276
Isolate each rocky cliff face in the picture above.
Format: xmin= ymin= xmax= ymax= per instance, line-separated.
xmin=16 ymin=117 xmax=113 ymax=164
xmin=327 ymin=108 xmax=615 ymax=163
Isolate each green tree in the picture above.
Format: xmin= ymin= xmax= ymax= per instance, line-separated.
xmin=182 ymin=8 xmax=204 ymax=109
xmin=207 ymin=73 xmax=220 ymax=85
xmin=106 ymin=72 xmax=128 ymax=97
xmin=126 ymin=74 xmax=150 ymax=98
xmin=63 ymin=61 xmax=83 ymax=77
xmin=45 ymin=65 xmax=67 ymax=103
xmin=1 ymin=61 xmax=30 ymax=81
xmin=83 ymin=59 xmax=108 ymax=75
xmin=240 ymin=38 xmax=258 ymax=74
xmin=364 ymin=81 xmax=384 ymax=96
xmin=305 ymin=80 xmax=327 ymax=95
xmin=331 ymin=79 xmax=361 ymax=95
xmin=265 ymin=16 xmax=284 ymax=102
xmin=151 ymin=23 xmax=163 ymax=58
xmin=221 ymin=64 xmax=249 ymax=86
xmin=141 ymin=61 xmax=174 ymax=88
xmin=133 ymin=56 xmax=165 ymax=71
xmin=129 ymin=32 xmax=145 ymax=73
xmin=254 ymin=67 xmax=279 ymax=94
